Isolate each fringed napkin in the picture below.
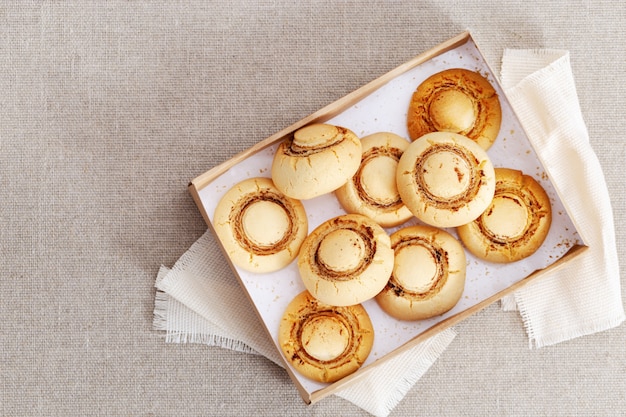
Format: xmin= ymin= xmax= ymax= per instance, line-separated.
xmin=153 ymin=49 xmax=624 ymax=416
xmin=154 ymin=233 xmax=457 ymax=417
xmin=498 ymin=49 xmax=624 ymax=347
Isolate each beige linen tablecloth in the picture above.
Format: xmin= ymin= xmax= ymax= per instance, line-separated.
xmin=2 ymin=2 xmax=626 ymax=416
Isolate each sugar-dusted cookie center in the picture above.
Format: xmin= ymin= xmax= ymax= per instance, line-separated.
xmin=242 ymin=200 xmax=290 ymax=246
xmin=318 ymin=229 xmax=366 ymax=272
xmin=482 ymin=194 xmax=529 ymax=240
xmin=429 ymin=89 xmax=476 ymax=133
xmin=360 ymin=155 xmax=400 ymax=205
xmin=421 ymin=149 xmax=471 ymax=199
xmin=300 ymin=315 xmax=350 ymax=361
xmin=394 ymin=245 xmax=438 ymax=293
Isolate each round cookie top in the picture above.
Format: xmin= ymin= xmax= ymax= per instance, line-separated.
xmin=482 ymin=193 xmax=529 ymax=240
xmin=297 ymin=213 xmax=394 ymax=306
xmin=241 ymin=200 xmax=291 ymax=247
xmin=457 ymin=168 xmax=552 ymax=263
xmin=407 ymin=68 xmax=502 ymax=150
xmin=293 ymin=123 xmax=343 ymax=149
xmin=394 ymin=243 xmax=439 ymax=293
xmin=429 ymin=88 xmax=476 ymax=132
xmin=213 ymin=177 xmax=308 ymax=273
xmin=335 ymin=132 xmax=413 ymax=228
xmin=271 ymin=123 xmax=362 ymax=200
xmin=396 ymin=131 xmax=496 ymax=228
xmin=317 ymin=228 xmax=367 ymax=273
xmin=278 ymin=290 xmax=374 ymax=383
xmin=300 ymin=315 xmax=350 ymax=361
xmin=375 ymin=225 xmax=467 ymax=321
xmin=420 ymin=145 xmax=473 ymax=198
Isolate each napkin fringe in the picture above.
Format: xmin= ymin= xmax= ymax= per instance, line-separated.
xmin=153 ymin=289 xmax=261 ymax=355
xmin=500 ymin=295 xmax=518 ymax=312
xmin=378 ymin=330 xmax=457 ymax=414
xmin=515 ymin=290 xmax=625 ymax=348
xmin=165 ymin=331 xmax=260 ymax=355
xmin=152 ymin=290 xmax=170 ymax=331
xmin=526 ymin=317 xmax=626 ymax=349
xmin=335 ymin=329 xmax=457 ymax=417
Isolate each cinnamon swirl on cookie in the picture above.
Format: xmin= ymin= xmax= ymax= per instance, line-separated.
xmin=407 ymin=68 xmax=502 ymax=150
xmin=278 ymin=290 xmax=374 ymax=383
xmin=213 ymin=177 xmax=308 ymax=273
xmin=335 ymin=132 xmax=413 ymax=228
xmin=457 ymin=168 xmax=552 ymax=263
xmin=375 ymin=225 xmax=466 ymax=321
xmin=396 ymin=132 xmax=496 ymax=228
xmin=271 ymin=123 xmax=362 ymax=200
xmin=297 ymin=214 xmax=394 ymax=306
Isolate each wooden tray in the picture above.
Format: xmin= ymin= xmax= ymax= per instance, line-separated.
xmin=189 ymin=32 xmax=587 ymax=404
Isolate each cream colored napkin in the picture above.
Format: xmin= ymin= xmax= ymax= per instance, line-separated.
xmin=153 ymin=232 xmax=457 ymax=417
xmin=499 ymin=49 xmax=624 ymax=347
xmin=153 ymin=49 xmax=624 ymax=416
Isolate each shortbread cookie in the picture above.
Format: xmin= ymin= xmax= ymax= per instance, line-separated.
xmin=457 ymin=168 xmax=552 ymax=263
xmin=297 ymin=214 xmax=394 ymax=306
xmin=335 ymin=132 xmax=413 ymax=228
xmin=396 ymin=131 xmax=496 ymax=228
xmin=375 ymin=225 xmax=466 ymax=321
xmin=278 ymin=290 xmax=374 ymax=383
xmin=213 ymin=177 xmax=308 ymax=273
xmin=271 ymin=123 xmax=362 ymax=200
xmin=407 ymin=68 xmax=502 ymax=150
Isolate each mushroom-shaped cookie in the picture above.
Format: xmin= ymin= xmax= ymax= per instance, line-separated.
xmin=457 ymin=168 xmax=552 ymax=263
xmin=335 ymin=132 xmax=413 ymax=228
xmin=396 ymin=132 xmax=496 ymax=228
xmin=375 ymin=225 xmax=466 ymax=321
xmin=407 ymin=68 xmax=502 ymax=150
xmin=297 ymin=214 xmax=394 ymax=306
xmin=271 ymin=123 xmax=362 ymax=200
xmin=213 ymin=177 xmax=308 ymax=273
xmin=278 ymin=290 xmax=374 ymax=383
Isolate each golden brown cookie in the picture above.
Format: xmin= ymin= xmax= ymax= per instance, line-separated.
xmin=335 ymin=132 xmax=413 ymax=228
xmin=396 ymin=131 xmax=496 ymax=228
xmin=375 ymin=225 xmax=466 ymax=321
xmin=407 ymin=68 xmax=502 ymax=150
xmin=457 ymin=168 xmax=552 ymax=263
xmin=278 ymin=290 xmax=374 ymax=383
xmin=271 ymin=123 xmax=362 ymax=200
xmin=297 ymin=214 xmax=394 ymax=306
xmin=213 ymin=177 xmax=308 ymax=273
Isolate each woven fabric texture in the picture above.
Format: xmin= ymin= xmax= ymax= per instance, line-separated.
xmin=2 ymin=2 xmax=625 ymax=416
